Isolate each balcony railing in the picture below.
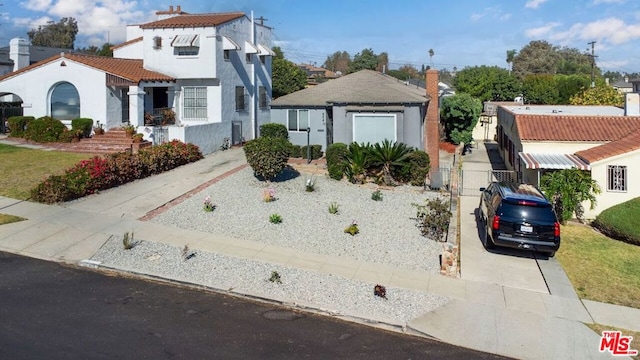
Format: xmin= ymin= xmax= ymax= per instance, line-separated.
xmin=145 ymin=107 xmax=176 ymax=126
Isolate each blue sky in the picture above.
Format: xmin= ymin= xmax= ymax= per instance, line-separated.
xmin=2 ymin=0 xmax=640 ymax=73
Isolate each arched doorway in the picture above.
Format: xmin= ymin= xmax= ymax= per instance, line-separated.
xmin=50 ymin=82 xmax=80 ymax=120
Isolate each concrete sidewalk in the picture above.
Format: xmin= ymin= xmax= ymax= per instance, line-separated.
xmin=0 ymin=140 xmax=639 ymax=359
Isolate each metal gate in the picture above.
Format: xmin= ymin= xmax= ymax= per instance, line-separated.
xmin=152 ymin=126 xmax=169 ymax=144
xmin=1 ymin=104 xmax=24 ymax=134
xmin=460 ymin=169 xmax=519 ymax=196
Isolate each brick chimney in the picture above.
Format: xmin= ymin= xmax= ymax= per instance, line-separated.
xmin=425 ymin=69 xmax=440 ymax=180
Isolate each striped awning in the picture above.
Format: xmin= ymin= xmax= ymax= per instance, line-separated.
xmin=519 ymin=153 xmax=591 ymax=171
xmin=171 ymin=34 xmax=199 ymax=47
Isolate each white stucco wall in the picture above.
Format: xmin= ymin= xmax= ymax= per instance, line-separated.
xmin=583 ymin=150 xmax=640 ymax=219
xmin=521 ymin=141 xmax=605 ymax=154
xmin=472 ymin=115 xmax=497 ymax=141
xmin=0 ymin=57 xmax=108 ymax=124
xmin=113 ymin=40 xmax=143 ymax=60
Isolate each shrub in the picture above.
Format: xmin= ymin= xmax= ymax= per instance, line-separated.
xmin=369 ymin=139 xmax=413 ymax=185
xmin=7 ymin=116 xmax=34 ymax=137
xmin=269 ymin=213 xmax=283 ymax=224
xmin=260 ymin=123 xmax=289 ymax=139
xmin=300 ymin=145 xmax=322 ymax=160
xmin=328 ymin=202 xmax=340 ymax=214
xmin=326 ymin=143 xmax=349 ymax=180
xmin=592 ymin=198 xmax=640 ymax=246
xmin=344 ymin=142 xmax=371 ymax=184
xmin=58 ymin=129 xmax=82 ymax=143
xmin=30 ymin=140 xmax=203 ymax=203
xmin=371 ymin=189 xmax=383 ymax=201
xmin=71 ymin=118 xmax=94 ymax=138
xmin=413 ymin=197 xmax=451 ymax=241
xmin=24 ymin=116 xmax=66 ymax=143
xmin=244 ymin=137 xmax=291 ymax=180
xmin=344 ymin=220 xmax=359 ymax=236
xmin=289 ymin=144 xmax=302 ymax=158
xmin=394 ymin=150 xmax=431 ymax=186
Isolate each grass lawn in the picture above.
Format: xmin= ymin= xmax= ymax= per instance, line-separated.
xmin=556 ymin=222 xmax=640 ymax=309
xmin=586 ymin=324 xmax=639 ymax=360
xmin=0 ymin=143 xmax=93 ymax=200
xmin=0 ymin=213 xmax=26 ymax=225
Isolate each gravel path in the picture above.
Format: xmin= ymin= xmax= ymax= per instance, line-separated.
xmin=91 ymin=166 xmax=452 ymax=325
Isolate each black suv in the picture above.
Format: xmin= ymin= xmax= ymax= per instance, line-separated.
xmin=477 ymin=182 xmax=560 ymax=257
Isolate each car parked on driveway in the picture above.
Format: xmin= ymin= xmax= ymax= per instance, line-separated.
xmin=477 ymin=182 xmax=560 ymax=257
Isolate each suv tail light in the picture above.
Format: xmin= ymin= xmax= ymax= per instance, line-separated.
xmin=492 ymin=215 xmax=500 ymax=230
xmin=554 ymin=222 xmax=560 ymax=237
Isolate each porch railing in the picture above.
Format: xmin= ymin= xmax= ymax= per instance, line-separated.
xmin=145 ymin=107 xmax=176 ymax=126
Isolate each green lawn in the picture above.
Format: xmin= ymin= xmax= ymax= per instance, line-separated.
xmin=557 ymin=223 xmax=640 ymax=309
xmin=0 ymin=143 xmax=93 ymax=200
xmin=0 ymin=213 xmax=26 ymax=225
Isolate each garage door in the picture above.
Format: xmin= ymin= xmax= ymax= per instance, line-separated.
xmin=353 ymin=114 xmax=396 ymax=144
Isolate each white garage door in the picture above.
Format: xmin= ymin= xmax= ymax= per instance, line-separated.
xmin=353 ymin=114 xmax=396 ymax=144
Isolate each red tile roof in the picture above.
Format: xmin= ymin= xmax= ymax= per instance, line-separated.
xmin=111 ymin=36 xmax=143 ymax=50
xmin=516 ymin=115 xmax=640 ymax=142
xmin=139 ymin=12 xmax=245 ymax=29
xmin=0 ymin=53 xmax=174 ymax=83
xmin=576 ymin=128 xmax=640 ymax=163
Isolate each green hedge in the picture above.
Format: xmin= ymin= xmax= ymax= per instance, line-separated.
xmin=259 ymin=123 xmax=289 ymax=139
xmin=592 ymin=197 xmax=640 ymax=246
xmin=71 ymin=118 xmax=94 ymax=138
xmin=393 ymin=150 xmax=431 ymax=186
xmin=7 ymin=116 xmax=35 ymax=137
xmin=326 ymin=142 xmax=349 ymax=180
xmin=24 ymin=116 xmax=66 ymax=143
xmin=300 ymin=145 xmax=322 ymax=160
xmin=30 ymin=140 xmax=203 ymax=204
xmin=243 ymin=137 xmax=291 ymax=180
xmin=289 ymin=144 xmax=302 ymax=158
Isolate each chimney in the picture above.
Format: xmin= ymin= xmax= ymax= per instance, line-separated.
xmin=176 ymin=5 xmax=181 ymax=12
xmin=169 ymin=6 xmax=174 ymax=12
xmin=625 ymin=76 xmax=629 ymax=83
xmin=10 ymin=38 xmax=30 ymax=72
xmin=425 ymin=69 xmax=440 ymax=185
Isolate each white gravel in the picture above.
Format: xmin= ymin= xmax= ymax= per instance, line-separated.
xmin=90 ymin=166 xmax=452 ymax=325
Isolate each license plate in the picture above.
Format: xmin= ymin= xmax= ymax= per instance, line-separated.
xmin=520 ymin=225 xmax=533 ymax=233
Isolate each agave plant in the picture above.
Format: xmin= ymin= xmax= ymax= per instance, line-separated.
xmin=369 ymin=139 xmax=413 ymax=185
xmin=344 ymin=142 xmax=370 ymax=184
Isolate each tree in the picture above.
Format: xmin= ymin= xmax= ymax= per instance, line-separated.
xmin=322 ymin=51 xmax=350 ymax=74
xmin=453 ymin=65 xmax=521 ymax=102
xmin=348 ymin=48 xmax=379 ymax=73
xmin=540 ymin=168 xmax=601 ymax=223
xmin=521 ymin=74 xmax=560 ymax=104
xmin=76 ymin=43 xmax=114 ymax=57
xmin=569 ymin=85 xmax=624 ymax=107
xmin=428 ymin=48 xmax=434 ymax=67
xmin=272 ymin=47 xmax=307 ymax=98
xmin=602 ymin=71 xmax=623 ymax=82
xmin=506 ymin=49 xmax=517 ymax=73
xmin=512 ymin=40 xmax=559 ymax=78
xmin=555 ymin=74 xmax=591 ymax=104
xmin=440 ymin=93 xmax=482 ymax=145
xmin=28 ymin=17 xmax=78 ymax=48
xmin=556 ymin=46 xmax=596 ymax=77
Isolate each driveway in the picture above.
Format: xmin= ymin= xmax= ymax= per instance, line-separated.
xmin=458 ymin=142 xmax=549 ymax=294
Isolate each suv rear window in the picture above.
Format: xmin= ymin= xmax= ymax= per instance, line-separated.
xmin=500 ymin=202 xmax=556 ymax=222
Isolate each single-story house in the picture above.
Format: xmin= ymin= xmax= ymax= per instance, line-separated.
xmin=0 ymin=6 xmax=274 ymax=154
xmin=496 ymin=99 xmax=640 ymax=218
xmin=270 ymin=69 xmax=432 ymax=151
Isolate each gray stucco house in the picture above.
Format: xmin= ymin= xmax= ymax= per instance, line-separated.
xmin=270 ymin=69 xmax=429 ymax=151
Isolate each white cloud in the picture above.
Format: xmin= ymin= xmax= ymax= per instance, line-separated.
xmin=20 ymin=0 xmax=53 ymax=12
xmin=525 ymin=0 xmax=548 ymax=9
xmin=470 ymin=7 xmax=511 ymax=22
xmin=593 ymin=0 xmax=626 ymax=4
xmin=12 ymin=16 xmax=53 ymax=28
xmin=549 ymin=17 xmax=640 ymax=45
xmin=525 ymin=22 xmax=561 ymax=38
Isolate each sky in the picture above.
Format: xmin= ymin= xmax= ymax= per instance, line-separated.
xmin=2 ymin=0 xmax=640 ymax=74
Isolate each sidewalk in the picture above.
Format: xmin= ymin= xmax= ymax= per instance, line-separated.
xmin=0 ymin=141 xmax=638 ymax=359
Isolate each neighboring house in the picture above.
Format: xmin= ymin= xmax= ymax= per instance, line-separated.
xmin=611 ymin=76 xmax=633 ymax=94
xmin=270 ymin=69 xmax=428 ymax=151
xmin=472 ymin=101 xmax=520 ymax=142
xmin=0 ymin=6 xmax=274 ymax=154
xmin=0 ymin=38 xmax=72 ymax=76
xmin=495 ymin=102 xmax=640 ymax=218
xmin=297 ymin=63 xmax=339 ymax=85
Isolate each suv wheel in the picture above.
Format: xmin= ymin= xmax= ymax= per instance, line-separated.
xmin=482 ymin=218 xmax=495 ymax=250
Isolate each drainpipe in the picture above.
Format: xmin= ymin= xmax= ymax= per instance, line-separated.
xmin=250 ymin=11 xmax=256 ymax=140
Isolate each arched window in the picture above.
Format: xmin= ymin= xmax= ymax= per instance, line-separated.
xmin=50 ymin=82 xmax=80 ymax=120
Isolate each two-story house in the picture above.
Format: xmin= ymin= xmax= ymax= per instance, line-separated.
xmin=0 ymin=6 xmax=274 ymax=154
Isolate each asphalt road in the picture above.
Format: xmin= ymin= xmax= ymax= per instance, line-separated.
xmin=0 ymin=252 xmax=511 ymax=359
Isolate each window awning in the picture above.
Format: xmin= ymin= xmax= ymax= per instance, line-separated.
xmin=244 ymin=41 xmax=259 ymax=54
xmin=171 ymin=34 xmax=199 ymax=47
xmin=222 ymin=36 xmax=240 ymax=50
xmin=519 ymin=153 xmax=591 ymax=171
xmin=257 ymin=44 xmax=275 ymax=56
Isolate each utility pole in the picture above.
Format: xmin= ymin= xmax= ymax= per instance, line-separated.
xmin=587 ymin=41 xmax=598 ymax=88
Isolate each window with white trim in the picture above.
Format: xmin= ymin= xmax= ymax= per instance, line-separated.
xmin=183 ymin=87 xmax=207 ymax=120
xmin=235 ymin=86 xmax=246 ymax=111
xmin=288 ymin=109 xmax=309 ymax=131
xmin=175 ymin=46 xmax=199 ymax=56
xmin=607 ymin=165 xmax=627 ymax=192
xmin=50 ymin=82 xmax=80 ymax=120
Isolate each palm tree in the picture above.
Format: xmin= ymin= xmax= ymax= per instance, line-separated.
xmin=428 ymin=49 xmax=435 ymax=68
xmin=369 ymin=139 xmax=413 ymax=185
xmin=344 ymin=142 xmax=370 ymax=184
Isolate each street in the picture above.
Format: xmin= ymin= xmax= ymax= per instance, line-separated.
xmin=0 ymin=252 xmax=510 ymax=359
